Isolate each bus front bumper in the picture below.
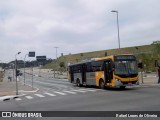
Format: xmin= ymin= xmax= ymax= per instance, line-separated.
xmin=115 ymin=79 xmax=139 ymax=87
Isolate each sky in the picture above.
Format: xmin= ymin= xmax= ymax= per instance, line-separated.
xmin=0 ymin=0 xmax=160 ymax=63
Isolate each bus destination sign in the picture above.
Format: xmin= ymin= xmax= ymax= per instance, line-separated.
xmin=115 ymin=55 xmax=136 ymax=60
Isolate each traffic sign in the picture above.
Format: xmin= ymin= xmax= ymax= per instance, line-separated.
xmin=36 ymin=56 xmax=46 ymax=62
xmin=29 ymin=52 xmax=35 ymax=57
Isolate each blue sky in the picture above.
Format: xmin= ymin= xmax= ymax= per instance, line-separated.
xmin=0 ymin=0 xmax=160 ymax=62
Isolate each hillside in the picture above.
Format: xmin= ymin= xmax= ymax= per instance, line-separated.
xmin=43 ymin=44 xmax=159 ymax=72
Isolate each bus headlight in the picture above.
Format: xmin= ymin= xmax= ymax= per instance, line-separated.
xmin=116 ymin=79 xmax=120 ymax=81
xmin=115 ymin=79 xmax=123 ymax=86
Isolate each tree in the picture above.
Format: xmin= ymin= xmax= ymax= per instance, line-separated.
xmin=152 ymin=40 xmax=160 ymax=58
xmin=1 ymin=63 xmax=7 ymax=69
xmin=59 ymin=62 xmax=65 ymax=68
xmin=152 ymin=40 xmax=160 ymax=70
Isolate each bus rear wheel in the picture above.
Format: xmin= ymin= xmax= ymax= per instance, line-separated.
xmin=99 ymin=80 xmax=105 ymax=89
xmin=120 ymin=86 xmax=126 ymax=89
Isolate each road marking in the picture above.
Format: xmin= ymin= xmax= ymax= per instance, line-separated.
xmin=71 ymin=89 xmax=87 ymax=93
xmin=44 ymin=93 xmax=56 ymax=96
xmin=63 ymin=91 xmax=77 ymax=94
xmin=79 ymin=89 xmax=98 ymax=92
xmin=15 ymin=98 xmax=22 ymax=101
xmin=25 ymin=96 xmax=33 ymax=99
xmin=33 ymin=80 xmax=67 ymax=88
xmin=34 ymin=94 xmax=45 ymax=97
xmin=53 ymin=91 xmax=66 ymax=95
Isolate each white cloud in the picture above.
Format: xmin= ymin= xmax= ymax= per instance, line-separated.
xmin=0 ymin=0 xmax=160 ymax=62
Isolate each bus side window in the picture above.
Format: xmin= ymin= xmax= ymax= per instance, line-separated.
xmin=86 ymin=63 xmax=91 ymax=72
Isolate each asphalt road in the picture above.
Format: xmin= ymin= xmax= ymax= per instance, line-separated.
xmin=0 ymin=71 xmax=160 ymax=120
xmin=21 ymin=72 xmax=73 ymax=92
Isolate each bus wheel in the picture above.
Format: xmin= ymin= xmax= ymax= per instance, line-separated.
xmin=99 ymin=80 xmax=105 ymax=89
xmin=76 ymin=79 xmax=81 ymax=87
xmin=120 ymin=86 xmax=126 ymax=89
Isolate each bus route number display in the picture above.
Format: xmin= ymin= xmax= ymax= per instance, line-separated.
xmin=115 ymin=55 xmax=136 ymax=60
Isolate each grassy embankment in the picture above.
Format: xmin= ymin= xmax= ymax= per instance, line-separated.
xmin=0 ymin=72 xmax=4 ymax=82
xmin=43 ymin=44 xmax=158 ymax=72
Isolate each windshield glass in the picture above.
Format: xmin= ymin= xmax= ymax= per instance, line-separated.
xmin=114 ymin=60 xmax=138 ymax=75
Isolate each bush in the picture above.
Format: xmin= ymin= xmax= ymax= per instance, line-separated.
xmin=59 ymin=62 xmax=65 ymax=68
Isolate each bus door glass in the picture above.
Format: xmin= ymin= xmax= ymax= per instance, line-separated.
xmin=70 ymin=66 xmax=74 ymax=83
xmin=82 ymin=64 xmax=86 ymax=83
xmin=104 ymin=60 xmax=113 ymax=83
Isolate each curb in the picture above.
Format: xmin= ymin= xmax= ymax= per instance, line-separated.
xmin=19 ymin=82 xmax=39 ymax=93
xmin=18 ymin=77 xmax=40 ymax=93
xmin=0 ymin=94 xmax=26 ymax=102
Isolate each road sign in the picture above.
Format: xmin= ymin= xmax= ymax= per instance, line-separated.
xmin=36 ymin=56 xmax=46 ymax=62
xmin=29 ymin=52 xmax=35 ymax=57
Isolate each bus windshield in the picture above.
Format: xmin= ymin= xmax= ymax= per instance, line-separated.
xmin=114 ymin=60 xmax=138 ymax=75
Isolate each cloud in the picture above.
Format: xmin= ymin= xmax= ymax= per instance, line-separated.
xmin=0 ymin=0 xmax=160 ymax=62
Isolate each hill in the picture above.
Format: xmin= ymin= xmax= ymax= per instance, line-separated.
xmin=43 ymin=44 xmax=159 ymax=72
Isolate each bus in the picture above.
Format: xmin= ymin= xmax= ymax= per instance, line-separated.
xmin=68 ymin=54 xmax=139 ymax=89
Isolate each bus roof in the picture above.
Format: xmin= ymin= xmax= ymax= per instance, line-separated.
xmin=95 ymin=54 xmax=134 ymax=61
xmin=69 ymin=54 xmax=134 ymax=66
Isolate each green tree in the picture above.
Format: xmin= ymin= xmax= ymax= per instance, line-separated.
xmin=152 ymin=40 xmax=160 ymax=58
xmin=59 ymin=62 xmax=65 ymax=68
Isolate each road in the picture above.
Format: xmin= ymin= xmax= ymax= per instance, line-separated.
xmin=0 ymin=70 xmax=160 ymax=120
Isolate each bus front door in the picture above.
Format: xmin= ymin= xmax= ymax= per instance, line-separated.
xmin=104 ymin=60 xmax=113 ymax=83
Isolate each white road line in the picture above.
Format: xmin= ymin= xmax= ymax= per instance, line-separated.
xmin=71 ymin=90 xmax=87 ymax=93
xmin=63 ymin=91 xmax=77 ymax=94
xmin=53 ymin=91 xmax=66 ymax=95
xmin=25 ymin=96 xmax=33 ymax=99
xmin=79 ymin=89 xmax=98 ymax=92
xmin=15 ymin=98 xmax=22 ymax=101
xmin=34 ymin=94 xmax=45 ymax=97
xmin=44 ymin=93 xmax=56 ymax=96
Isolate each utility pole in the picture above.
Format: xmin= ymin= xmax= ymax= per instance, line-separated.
xmin=54 ymin=46 xmax=59 ymax=78
xmin=23 ymin=54 xmax=28 ymax=85
xmin=111 ymin=10 xmax=121 ymax=49
xmin=54 ymin=47 xmax=59 ymax=59
xmin=31 ymin=61 xmax=33 ymax=90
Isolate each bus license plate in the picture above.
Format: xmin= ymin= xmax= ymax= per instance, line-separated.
xmin=128 ymin=83 xmax=132 ymax=86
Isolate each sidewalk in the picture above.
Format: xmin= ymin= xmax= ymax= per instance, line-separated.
xmin=138 ymin=72 xmax=159 ymax=86
xmin=0 ymin=79 xmax=34 ymax=97
xmin=0 ymin=70 xmax=38 ymax=101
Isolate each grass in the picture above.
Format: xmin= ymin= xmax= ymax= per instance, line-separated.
xmin=43 ymin=44 xmax=157 ymax=72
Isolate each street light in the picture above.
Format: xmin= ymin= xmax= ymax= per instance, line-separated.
xmin=15 ymin=52 xmax=21 ymax=95
xmin=54 ymin=47 xmax=59 ymax=78
xmin=111 ymin=10 xmax=120 ymax=49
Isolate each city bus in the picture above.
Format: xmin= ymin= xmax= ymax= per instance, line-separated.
xmin=68 ymin=54 xmax=139 ymax=89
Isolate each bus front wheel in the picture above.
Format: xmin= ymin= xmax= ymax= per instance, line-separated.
xmin=99 ymin=80 xmax=105 ymax=89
